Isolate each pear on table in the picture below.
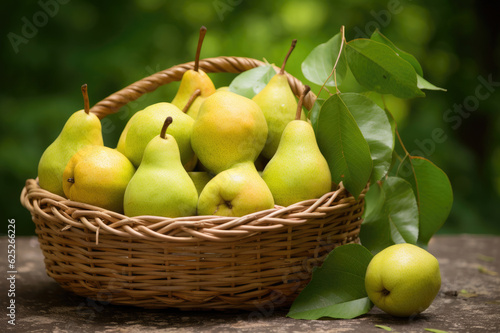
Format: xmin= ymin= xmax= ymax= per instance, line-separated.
xmin=37 ymin=84 xmax=103 ymax=196
xmin=191 ymin=90 xmax=268 ymax=174
xmin=116 ymin=102 xmax=194 ymax=169
xmin=252 ymin=39 xmax=305 ymax=160
xmin=365 ymin=243 xmax=441 ymax=317
xmin=262 ymin=85 xmax=332 ymax=207
xmin=124 ymin=117 xmax=198 ymax=218
xmin=171 ymin=26 xmax=216 ymax=119
xmin=197 ymin=162 xmax=274 ymax=217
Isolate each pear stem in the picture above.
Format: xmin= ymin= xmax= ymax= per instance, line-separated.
xmin=295 ymin=85 xmax=311 ymax=120
xmin=194 ymin=26 xmax=207 ymax=72
xmin=81 ymin=84 xmax=90 ymax=114
xmin=160 ymin=117 xmax=173 ymax=139
xmin=280 ymin=39 xmax=297 ymax=75
xmin=182 ymin=89 xmax=201 ymax=113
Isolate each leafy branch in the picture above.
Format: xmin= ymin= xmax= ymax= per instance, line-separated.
xmin=317 ymin=25 xmax=346 ymax=97
xmin=291 ymin=25 xmax=452 ymax=319
xmin=227 ymin=25 xmax=453 ymax=319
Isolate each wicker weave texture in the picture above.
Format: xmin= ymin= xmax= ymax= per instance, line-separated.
xmin=22 ymin=178 xmax=364 ymax=309
xmin=21 ymin=56 xmax=366 ymax=310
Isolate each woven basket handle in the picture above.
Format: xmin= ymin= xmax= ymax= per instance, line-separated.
xmin=89 ymin=56 xmax=316 ymax=119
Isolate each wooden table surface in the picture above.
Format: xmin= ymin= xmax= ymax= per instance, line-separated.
xmin=2 ymin=235 xmax=499 ymax=332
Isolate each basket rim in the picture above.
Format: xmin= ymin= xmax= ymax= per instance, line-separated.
xmin=21 ymin=178 xmax=366 ymax=243
xmin=88 ymin=56 xmax=316 ymax=119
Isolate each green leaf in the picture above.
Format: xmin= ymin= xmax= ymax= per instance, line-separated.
xmin=369 ymin=31 xmax=445 ymax=92
xmin=362 ymin=179 xmax=386 ymax=220
xmin=301 ymin=33 xmax=347 ymax=87
xmin=375 ymin=325 xmax=393 ymax=331
xmin=229 ymin=64 xmax=276 ymax=98
xmin=384 ymin=108 xmax=396 ymax=148
xmin=417 ymin=74 xmax=447 ymax=92
xmin=339 ymin=93 xmax=394 ymax=182
xmin=478 ymin=265 xmax=498 ymax=276
xmin=397 ymin=157 xmax=453 ymax=246
xmin=379 ymin=108 xmax=399 ymax=174
xmin=424 ymin=329 xmax=450 ymax=333
xmin=370 ymin=29 xmax=423 ymax=77
xmin=360 ymin=177 xmax=419 ymax=254
xmin=477 ymin=254 xmax=495 ymax=262
xmin=287 ymin=244 xmax=374 ymax=319
xmin=309 ymin=97 xmax=325 ymax=130
xmin=315 ymin=94 xmax=373 ymax=198
xmin=345 ymin=39 xmax=424 ymax=99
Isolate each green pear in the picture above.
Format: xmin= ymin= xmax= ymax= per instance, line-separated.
xmin=117 ymin=102 xmax=194 ymax=168
xmin=116 ymin=116 xmax=132 ymax=153
xmin=188 ymin=171 xmax=213 ymax=196
xmin=252 ymin=39 xmax=305 ymax=160
xmin=191 ymin=90 xmax=268 ymax=174
xmin=63 ymin=145 xmax=135 ymax=213
xmin=38 ymin=84 xmax=103 ymax=196
xmin=124 ymin=117 xmax=198 ymax=218
xmin=262 ymin=86 xmax=331 ymax=207
xmin=171 ymin=26 xmax=216 ymax=119
xmin=365 ymin=243 xmax=441 ymax=317
xmin=197 ymin=162 xmax=274 ymax=217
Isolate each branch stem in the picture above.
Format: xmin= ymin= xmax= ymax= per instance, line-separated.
xmin=317 ymin=25 xmax=346 ymax=97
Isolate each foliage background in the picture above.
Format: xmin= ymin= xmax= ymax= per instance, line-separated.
xmin=1 ymin=0 xmax=498 ymax=235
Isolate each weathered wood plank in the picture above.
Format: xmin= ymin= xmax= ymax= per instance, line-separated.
xmin=2 ymin=235 xmax=499 ymax=332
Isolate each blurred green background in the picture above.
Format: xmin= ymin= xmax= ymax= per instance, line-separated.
xmin=2 ymin=0 xmax=499 ymax=235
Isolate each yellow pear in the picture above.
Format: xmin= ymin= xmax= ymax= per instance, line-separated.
xmin=171 ymin=26 xmax=216 ymax=119
xmin=191 ymin=90 xmax=268 ymax=174
xmin=63 ymin=146 xmax=135 ymax=213
xmin=38 ymin=85 xmax=103 ymax=196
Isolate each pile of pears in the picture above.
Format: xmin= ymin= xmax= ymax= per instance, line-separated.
xmin=37 ymin=27 xmax=332 ymax=219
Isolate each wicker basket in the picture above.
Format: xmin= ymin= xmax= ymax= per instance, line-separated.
xmin=20 ymin=56 xmax=367 ymax=310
